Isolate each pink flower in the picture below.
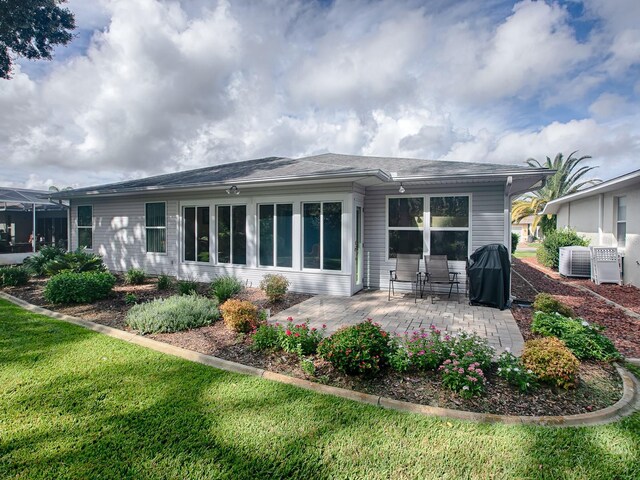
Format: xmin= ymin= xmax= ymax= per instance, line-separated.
xmin=458 ymin=368 xmax=464 ymax=374
xmin=294 ymin=333 xmax=300 ymax=337
xmin=311 ymin=327 xmax=317 ymax=332
xmin=322 ymin=324 xmax=327 ymax=329
xmin=285 ymin=329 xmax=292 ymax=336
xmin=443 ymin=359 xmax=452 ymax=365
xmin=418 ymin=350 xmax=425 ymax=355
xmin=287 ymin=316 xmax=293 ymax=321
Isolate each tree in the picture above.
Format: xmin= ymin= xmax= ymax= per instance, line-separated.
xmin=512 ymin=151 xmax=601 ymax=235
xmin=0 ymin=0 xmax=75 ymax=79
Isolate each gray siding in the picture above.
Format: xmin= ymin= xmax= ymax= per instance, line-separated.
xmin=363 ymin=182 xmax=506 ymax=291
xmin=70 ymin=183 xmax=356 ymax=296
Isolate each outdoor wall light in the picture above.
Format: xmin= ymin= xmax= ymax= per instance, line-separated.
xmin=226 ymin=185 xmax=240 ymax=195
xmin=398 ymin=182 xmax=405 ymax=194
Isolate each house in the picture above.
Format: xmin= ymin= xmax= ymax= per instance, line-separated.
xmin=0 ymin=187 xmax=68 ymax=265
xmin=49 ymin=153 xmax=552 ymax=296
xmin=511 ymin=215 xmax=537 ymax=244
xmin=543 ymin=168 xmax=640 ymax=288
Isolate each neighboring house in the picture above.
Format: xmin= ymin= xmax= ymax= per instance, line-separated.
xmin=543 ymin=168 xmax=640 ymax=288
xmin=0 ymin=187 xmax=68 ymax=265
xmin=50 ymin=153 xmax=552 ymax=296
xmin=511 ymin=215 xmax=537 ymax=243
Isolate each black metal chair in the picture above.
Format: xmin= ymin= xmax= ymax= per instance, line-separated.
xmin=389 ymin=254 xmax=421 ymax=303
xmin=422 ymin=255 xmax=460 ymax=303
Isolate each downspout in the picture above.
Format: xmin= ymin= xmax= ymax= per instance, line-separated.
xmin=504 ymin=176 xmax=513 ymax=254
xmin=598 ymin=193 xmax=604 ymax=245
xmin=32 ymin=203 xmax=36 ymax=253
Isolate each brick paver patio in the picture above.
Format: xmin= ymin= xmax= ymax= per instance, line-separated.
xmin=271 ymin=290 xmax=524 ymax=355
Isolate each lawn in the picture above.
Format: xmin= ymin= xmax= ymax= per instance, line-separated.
xmin=1 ymin=299 xmax=639 ymax=479
xmin=513 ymin=250 xmax=537 ymax=259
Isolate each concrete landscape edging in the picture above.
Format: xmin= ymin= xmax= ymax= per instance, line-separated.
xmin=2 ymin=291 xmax=639 ymax=427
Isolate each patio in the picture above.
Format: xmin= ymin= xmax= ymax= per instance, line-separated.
xmin=270 ymin=290 xmax=524 ymax=355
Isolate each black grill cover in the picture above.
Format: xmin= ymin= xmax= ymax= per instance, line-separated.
xmin=467 ymin=243 xmax=510 ymax=310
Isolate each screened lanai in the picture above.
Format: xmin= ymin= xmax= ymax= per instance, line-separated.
xmin=0 ymin=187 xmax=68 ymax=265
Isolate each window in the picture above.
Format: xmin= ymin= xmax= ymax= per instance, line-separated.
xmin=145 ymin=203 xmax=166 ymax=253
xmin=77 ymin=205 xmax=93 ymax=249
xmin=429 ymin=196 xmax=469 ymax=261
xmin=184 ymin=206 xmax=209 ymax=262
xmin=217 ymin=205 xmax=246 ymax=265
xmin=617 ymin=196 xmax=627 ymax=248
xmin=259 ymin=203 xmax=293 ymax=267
xmin=387 ymin=197 xmax=424 ymax=258
xmin=303 ymin=202 xmax=342 ymax=270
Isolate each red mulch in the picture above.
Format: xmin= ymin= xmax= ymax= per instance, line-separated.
xmin=511 ymin=257 xmax=640 ymax=357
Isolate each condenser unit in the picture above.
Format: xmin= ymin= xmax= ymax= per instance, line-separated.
xmin=558 ymin=246 xmax=591 ymax=278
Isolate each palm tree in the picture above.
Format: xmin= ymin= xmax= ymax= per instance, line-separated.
xmin=512 ymin=151 xmax=601 ymax=234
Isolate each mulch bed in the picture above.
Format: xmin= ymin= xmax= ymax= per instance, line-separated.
xmin=3 ymin=276 xmax=311 ymax=330
xmin=1 ymin=273 xmax=625 ymax=417
xmin=511 ymin=257 xmax=640 ymax=357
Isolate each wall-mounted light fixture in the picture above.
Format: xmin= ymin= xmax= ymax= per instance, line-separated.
xmin=226 ymin=185 xmax=240 ymax=195
xmin=398 ymin=182 xmax=405 ymax=194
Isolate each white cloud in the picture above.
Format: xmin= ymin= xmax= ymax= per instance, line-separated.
xmin=0 ymin=0 xmax=639 ymax=189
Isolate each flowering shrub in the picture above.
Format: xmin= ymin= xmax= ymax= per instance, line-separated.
xmin=531 ymin=312 xmax=621 ymax=361
xmin=521 ymin=337 xmax=579 ymax=389
xmin=532 ymin=293 xmax=575 ymax=318
xmin=439 ymin=357 xmax=486 ymax=398
xmin=317 ymin=319 xmax=392 ymax=375
xmin=495 ymin=351 xmax=537 ymax=392
xmin=390 ymin=325 xmax=448 ymax=372
xmin=259 ymin=274 xmax=290 ymax=303
xmin=220 ymin=299 xmax=260 ymax=333
xmin=445 ymin=331 xmax=495 ymax=370
xmin=252 ymin=318 xmax=325 ymax=356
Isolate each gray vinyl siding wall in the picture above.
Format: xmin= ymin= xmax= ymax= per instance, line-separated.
xmin=69 ymin=183 xmax=358 ymax=296
xmin=363 ymin=182 xmax=506 ymax=291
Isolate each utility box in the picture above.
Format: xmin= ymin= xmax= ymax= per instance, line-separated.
xmin=559 ymin=246 xmax=591 ymax=278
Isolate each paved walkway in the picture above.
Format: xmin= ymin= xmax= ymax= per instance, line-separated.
xmin=271 ymin=290 xmax=524 ymax=355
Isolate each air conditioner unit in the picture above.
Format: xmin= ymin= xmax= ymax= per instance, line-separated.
xmin=559 ymin=246 xmax=591 ymax=278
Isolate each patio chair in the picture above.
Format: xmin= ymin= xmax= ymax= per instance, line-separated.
xmin=422 ymin=255 xmax=460 ymax=303
xmin=389 ymin=254 xmax=421 ymax=303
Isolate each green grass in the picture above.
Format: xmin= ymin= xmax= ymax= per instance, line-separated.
xmin=513 ymin=250 xmax=537 ymax=258
xmin=1 ymin=299 xmax=639 ymax=479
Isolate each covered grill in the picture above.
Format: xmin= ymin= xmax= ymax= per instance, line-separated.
xmin=467 ymin=243 xmax=511 ymax=310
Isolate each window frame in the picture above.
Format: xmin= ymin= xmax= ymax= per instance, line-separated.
xmin=257 ymin=202 xmax=294 ymax=269
xmin=616 ymin=196 xmax=627 ymax=248
xmin=216 ymin=204 xmax=247 ymax=266
xmin=385 ymin=193 xmax=472 ymax=261
xmin=76 ymin=205 xmax=93 ymax=250
xmin=182 ymin=204 xmax=211 ymax=264
xmin=386 ymin=195 xmax=425 ymax=260
xmin=301 ymin=200 xmax=343 ymax=272
xmin=145 ymin=201 xmax=167 ymax=255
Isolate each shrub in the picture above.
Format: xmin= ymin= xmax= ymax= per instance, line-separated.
xmin=157 ymin=274 xmax=172 ymax=291
xmin=252 ymin=319 xmax=325 ymax=356
xmin=445 ymin=331 xmax=495 ymax=370
xmin=124 ymin=293 xmax=138 ymax=305
xmin=125 ymin=268 xmax=146 ymax=285
xmin=511 ymin=232 xmax=519 ymax=254
xmin=495 ymin=351 xmax=537 ymax=392
xmin=438 ymin=357 xmax=486 ymax=398
xmin=210 ymin=275 xmax=243 ymax=303
xmin=44 ymin=249 xmax=106 ymax=276
xmin=398 ymin=326 xmax=448 ymax=372
xmin=259 ymin=274 xmax=290 ymax=303
xmin=252 ymin=323 xmax=281 ymax=351
xmin=22 ymin=245 xmax=65 ymax=276
xmin=536 ymin=228 xmax=589 ymax=269
xmin=531 ymin=312 xmax=621 ymax=361
xmin=0 ymin=266 xmax=30 ymax=287
xmin=532 ymin=293 xmax=575 ymax=318
xmin=44 ymin=271 xmax=116 ymax=304
xmin=220 ymin=299 xmax=260 ymax=333
xmin=317 ymin=319 xmax=392 ymax=375
xmin=521 ymin=337 xmax=579 ymax=389
xmin=177 ymin=279 xmax=198 ymax=295
xmin=300 ymin=358 xmax=316 ymax=376
xmin=126 ymin=294 xmax=219 ymax=334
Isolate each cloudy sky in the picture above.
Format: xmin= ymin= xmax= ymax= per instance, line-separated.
xmin=1 ymin=0 xmax=639 ymax=190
